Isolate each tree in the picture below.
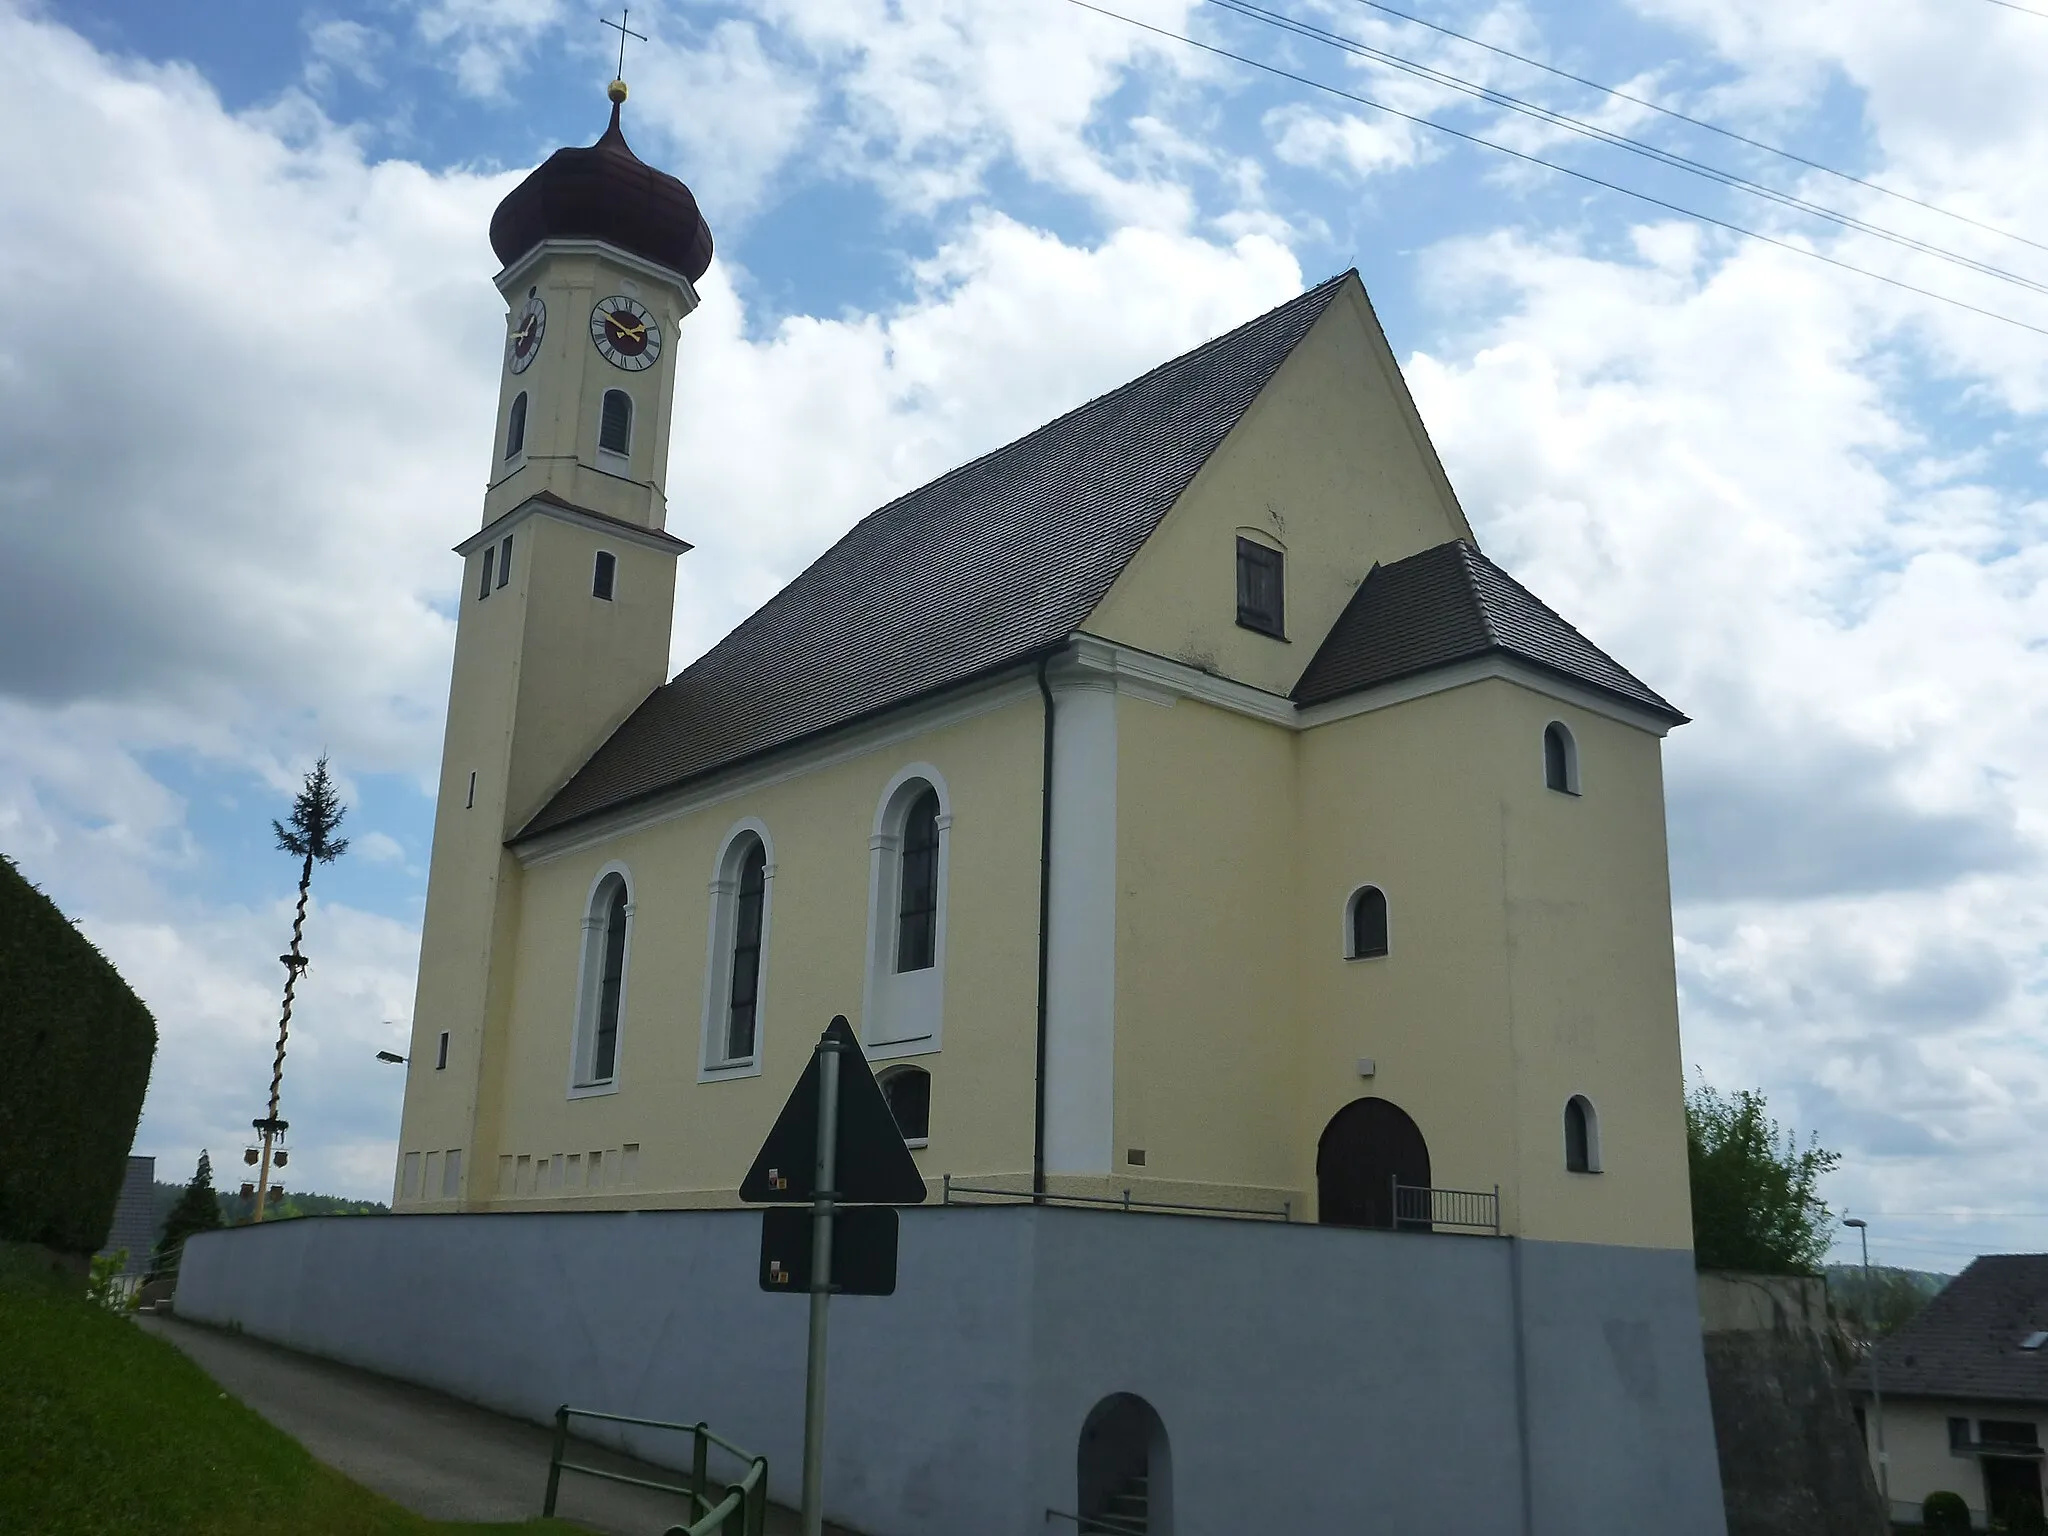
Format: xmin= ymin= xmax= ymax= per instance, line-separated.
xmin=1686 ymin=1080 xmax=1840 ymax=1274
xmin=148 ymin=1151 xmax=222 ymax=1278
xmin=253 ymin=756 xmax=349 ymax=1221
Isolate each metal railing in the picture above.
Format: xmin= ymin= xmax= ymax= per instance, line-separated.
xmin=542 ymin=1404 xmax=768 ymax=1536
xmin=1046 ymin=1508 xmax=1148 ymax=1533
xmin=1392 ymin=1180 xmax=1501 ymax=1234
xmin=943 ymin=1175 xmax=1290 ymax=1223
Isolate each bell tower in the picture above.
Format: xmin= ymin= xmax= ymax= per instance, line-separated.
xmin=394 ymin=80 xmax=715 ymax=1209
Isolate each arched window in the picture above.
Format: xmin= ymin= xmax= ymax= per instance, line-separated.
xmin=1544 ymin=721 xmax=1580 ymax=795
xmin=505 ymin=391 xmax=528 ymax=460
xmin=592 ymin=550 xmax=616 ymax=601
xmin=1565 ymin=1095 xmax=1601 ymax=1173
xmin=879 ymin=1065 xmax=931 ymax=1145
xmin=1347 ymin=885 xmax=1389 ymax=960
xmin=572 ymin=870 xmax=632 ymax=1091
xmin=864 ymin=769 xmax=950 ymax=1052
xmin=599 ymin=389 xmax=632 ymax=457
xmin=896 ymin=788 xmax=941 ymax=973
xmin=702 ymin=825 xmax=773 ymax=1077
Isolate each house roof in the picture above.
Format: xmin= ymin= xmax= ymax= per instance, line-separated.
xmin=517 ymin=271 xmax=1354 ymax=841
xmin=1851 ymin=1255 xmax=2048 ymax=1406
xmin=1290 ymin=539 xmax=1686 ymax=723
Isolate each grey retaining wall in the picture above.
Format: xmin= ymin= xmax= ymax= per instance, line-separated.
xmin=180 ymin=1206 xmax=1725 ymax=1536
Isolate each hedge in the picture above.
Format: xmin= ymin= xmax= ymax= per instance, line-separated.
xmin=0 ymin=854 xmax=157 ymax=1255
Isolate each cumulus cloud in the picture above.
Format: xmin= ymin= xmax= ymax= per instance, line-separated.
xmin=0 ymin=4 xmax=1302 ymax=1200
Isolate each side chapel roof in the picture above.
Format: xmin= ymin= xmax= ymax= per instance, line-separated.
xmin=519 ymin=272 xmax=1354 ymax=839
xmin=1291 ymin=539 xmax=1685 ymax=722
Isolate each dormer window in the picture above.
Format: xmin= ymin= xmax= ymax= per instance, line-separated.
xmin=1236 ymin=536 xmax=1285 ymax=637
xmin=599 ymin=389 xmax=632 ymax=459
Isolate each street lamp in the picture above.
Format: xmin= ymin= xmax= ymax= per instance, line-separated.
xmin=1845 ymin=1217 xmax=1889 ymax=1513
xmin=375 ymin=1050 xmax=408 ymax=1065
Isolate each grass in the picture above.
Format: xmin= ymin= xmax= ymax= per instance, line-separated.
xmin=0 ymin=1243 xmax=583 ymax=1535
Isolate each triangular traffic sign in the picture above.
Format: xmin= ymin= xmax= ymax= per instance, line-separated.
xmin=739 ymin=1015 xmax=928 ymax=1205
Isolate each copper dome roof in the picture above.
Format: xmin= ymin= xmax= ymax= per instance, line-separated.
xmin=489 ymin=100 xmax=713 ymax=283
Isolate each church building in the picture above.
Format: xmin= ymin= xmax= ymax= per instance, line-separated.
xmin=391 ymin=83 xmax=1695 ymax=1259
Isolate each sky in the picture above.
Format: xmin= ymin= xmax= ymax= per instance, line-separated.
xmin=3 ymin=0 xmax=2044 ymax=1273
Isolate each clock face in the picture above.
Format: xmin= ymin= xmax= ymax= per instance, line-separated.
xmin=590 ymin=296 xmax=661 ymax=371
xmin=507 ymin=292 xmax=546 ymax=374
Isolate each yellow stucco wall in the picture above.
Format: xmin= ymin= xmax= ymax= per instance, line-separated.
xmin=429 ymin=687 xmax=1046 ymax=1209
xmin=1104 ymin=673 xmax=1691 ymax=1247
xmin=1084 ymin=278 xmax=1473 ymax=696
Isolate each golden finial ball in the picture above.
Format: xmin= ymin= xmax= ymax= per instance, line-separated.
xmin=607 ymin=79 xmax=629 ymax=104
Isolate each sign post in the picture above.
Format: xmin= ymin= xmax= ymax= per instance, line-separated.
xmin=742 ymin=1015 xmax=926 ymax=1536
xmin=800 ymin=1035 xmax=840 ymax=1536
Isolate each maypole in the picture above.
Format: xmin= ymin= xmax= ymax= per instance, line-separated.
xmin=253 ymin=755 xmax=348 ymax=1222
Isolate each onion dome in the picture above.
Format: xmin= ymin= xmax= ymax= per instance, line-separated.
xmin=489 ymin=83 xmax=713 ymax=283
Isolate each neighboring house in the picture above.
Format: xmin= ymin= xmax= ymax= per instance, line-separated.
xmin=1853 ymin=1255 xmax=2048 ymax=1527
xmin=390 ymin=87 xmax=1695 ymax=1260
xmin=96 ymin=1154 xmax=156 ymax=1276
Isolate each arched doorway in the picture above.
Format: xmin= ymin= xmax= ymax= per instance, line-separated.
xmin=1317 ymin=1096 xmax=1431 ymax=1230
xmin=1077 ymin=1393 xmax=1171 ymax=1535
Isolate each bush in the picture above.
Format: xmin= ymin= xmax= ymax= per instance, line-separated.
xmin=0 ymin=855 xmax=157 ymax=1255
xmin=1686 ymin=1080 xmax=1839 ymax=1273
xmin=1925 ymin=1490 xmax=1972 ymax=1533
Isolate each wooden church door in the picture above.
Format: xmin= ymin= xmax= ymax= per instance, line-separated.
xmin=1316 ymin=1097 xmax=1431 ymax=1229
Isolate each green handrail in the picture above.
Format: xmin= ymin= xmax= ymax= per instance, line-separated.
xmin=543 ymin=1403 xmax=768 ymax=1535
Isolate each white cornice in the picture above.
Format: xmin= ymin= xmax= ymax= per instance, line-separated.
xmin=1066 ymin=632 xmax=1677 ymax=737
xmin=495 ymin=239 xmax=702 ymax=315
xmin=1292 ymin=653 xmax=1680 ymax=736
xmin=514 ymin=637 xmax=1673 ymax=866
xmin=454 ymin=494 xmax=691 ymax=559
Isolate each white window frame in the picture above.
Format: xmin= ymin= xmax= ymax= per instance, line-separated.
xmin=878 ymin=1063 xmax=932 ymax=1149
xmin=861 ymin=763 xmax=952 ymax=1061
xmin=597 ymin=388 xmax=633 ymax=476
xmin=568 ymin=861 xmax=635 ymax=1097
xmin=1564 ymin=1093 xmax=1602 ymax=1173
xmin=1543 ymin=720 xmax=1581 ymax=796
xmin=1343 ymin=883 xmax=1391 ymax=960
xmin=699 ymin=818 xmax=776 ymax=1083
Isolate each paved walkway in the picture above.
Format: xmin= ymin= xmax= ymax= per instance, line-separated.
xmin=136 ymin=1314 xmax=839 ymax=1534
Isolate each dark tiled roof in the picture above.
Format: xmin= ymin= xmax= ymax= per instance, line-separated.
xmin=519 ymin=272 xmax=1354 ymax=840
xmin=1850 ymin=1256 xmax=2048 ymax=1405
xmin=1289 ymin=539 xmax=1685 ymax=722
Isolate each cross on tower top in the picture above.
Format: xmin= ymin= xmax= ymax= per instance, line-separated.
xmin=599 ymin=8 xmax=647 ymax=84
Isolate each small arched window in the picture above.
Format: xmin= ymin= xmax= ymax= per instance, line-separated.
xmin=896 ymin=788 xmax=941 ymax=973
xmin=505 ymin=391 xmax=528 ymax=460
xmin=593 ymin=550 xmax=616 ymax=601
xmin=574 ymin=872 xmax=632 ymax=1089
xmin=1565 ymin=1095 xmax=1600 ymax=1173
xmin=1544 ymin=722 xmax=1580 ymax=795
xmin=725 ymin=838 xmax=767 ymax=1062
xmin=879 ymin=1065 xmax=931 ymax=1145
xmin=599 ymin=389 xmax=632 ymax=457
xmin=1347 ymin=885 xmax=1389 ymax=960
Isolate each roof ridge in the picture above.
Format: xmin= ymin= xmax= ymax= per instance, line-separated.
xmin=843 ymin=270 xmax=1356 ymax=535
xmin=1464 ymin=544 xmax=1665 ymax=698
xmin=1451 ymin=539 xmax=1500 ymax=648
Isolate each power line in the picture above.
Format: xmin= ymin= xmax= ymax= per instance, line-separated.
xmin=1337 ymin=0 xmax=2048 ymax=255
xmin=1061 ymin=0 xmax=2048 ymax=338
xmin=1975 ymin=0 xmax=2048 ymax=19
xmin=1204 ymin=0 xmax=2048 ymax=299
